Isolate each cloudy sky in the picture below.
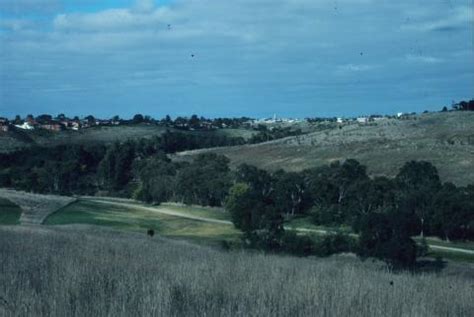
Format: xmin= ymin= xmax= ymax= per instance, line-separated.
xmin=0 ymin=0 xmax=472 ymax=118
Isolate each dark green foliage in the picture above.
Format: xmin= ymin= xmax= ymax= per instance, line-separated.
xmin=274 ymin=171 xmax=311 ymax=217
xmin=0 ymin=144 xmax=106 ymax=195
xmin=430 ymin=183 xmax=474 ymax=241
xmin=226 ymin=166 xmax=285 ymax=251
xmin=357 ymin=211 xmax=419 ymax=269
xmin=395 ymin=161 xmax=441 ymax=236
xmin=310 ymin=204 xmax=342 ymax=226
xmin=314 ymin=233 xmax=355 ymax=257
xmin=282 ymin=232 xmax=355 ymax=257
xmin=132 ymin=114 xmax=144 ymax=124
xmin=452 ymin=99 xmax=474 ymax=111
xmin=306 ymin=159 xmax=371 ymax=226
xmin=133 ymin=154 xmax=176 ymax=204
xmin=175 ymin=153 xmax=231 ymax=207
xmin=281 ymin=232 xmax=316 ymax=256
xmin=98 ymin=141 xmax=136 ymax=193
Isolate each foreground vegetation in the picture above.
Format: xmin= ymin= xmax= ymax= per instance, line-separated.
xmin=0 ymin=198 xmax=21 ymax=225
xmin=1 ymin=225 xmax=472 ymax=317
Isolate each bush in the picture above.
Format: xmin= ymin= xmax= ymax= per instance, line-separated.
xmin=314 ymin=233 xmax=355 ymax=257
xmin=282 ymin=232 xmax=316 ymax=256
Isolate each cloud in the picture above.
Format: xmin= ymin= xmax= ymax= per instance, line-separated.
xmin=133 ymin=0 xmax=156 ymax=13
xmin=336 ymin=64 xmax=377 ymax=73
xmin=405 ymin=54 xmax=444 ymax=64
xmin=401 ymin=5 xmax=473 ymax=32
xmin=53 ymin=7 xmax=174 ymax=32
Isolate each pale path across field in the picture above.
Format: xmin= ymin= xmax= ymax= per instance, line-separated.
xmin=86 ymin=198 xmax=474 ymax=256
xmin=0 ymin=189 xmax=76 ymax=225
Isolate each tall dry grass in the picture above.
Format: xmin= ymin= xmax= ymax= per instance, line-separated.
xmin=0 ymin=225 xmax=472 ymax=317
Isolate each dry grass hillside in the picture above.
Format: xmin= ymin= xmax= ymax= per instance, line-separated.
xmin=1 ymin=225 xmax=473 ymax=316
xmin=176 ymin=112 xmax=474 ymax=186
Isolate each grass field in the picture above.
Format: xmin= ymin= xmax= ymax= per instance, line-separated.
xmin=44 ymin=199 xmax=239 ymax=245
xmin=0 ymin=225 xmax=472 ymax=316
xmin=0 ymin=198 xmax=21 ymax=225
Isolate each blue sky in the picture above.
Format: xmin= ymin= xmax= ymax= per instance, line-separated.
xmin=0 ymin=0 xmax=473 ymax=119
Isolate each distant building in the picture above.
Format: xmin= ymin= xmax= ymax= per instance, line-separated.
xmin=15 ymin=122 xmax=35 ymax=130
xmin=397 ymin=112 xmax=404 ymax=118
xmin=337 ymin=118 xmax=343 ymax=123
xmin=41 ymin=123 xmax=63 ymax=132
xmin=71 ymin=122 xmax=80 ymax=131
xmin=357 ymin=117 xmax=369 ymax=124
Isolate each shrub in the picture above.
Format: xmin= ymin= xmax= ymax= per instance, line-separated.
xmin=314 ymin=232 xmax=355 ymax=257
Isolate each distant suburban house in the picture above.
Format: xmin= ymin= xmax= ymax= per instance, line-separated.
xmin=15 ymin=122 xmax=35 ymax=130
xmin=337 ymin=117 xmax=344 ymax=123
xmin=40 ymin=122 xmax=64 ymax=132
xmin=356 ymin=117 xmax=369 ymax=124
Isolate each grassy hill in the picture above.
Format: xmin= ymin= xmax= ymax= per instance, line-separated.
xmin=1 ymin=225 xmax=473 ymax=316
xmin=176 ymin=112 xmax=474 ymax=186
xmin=0 ymin=124 xmax=256 ymax=153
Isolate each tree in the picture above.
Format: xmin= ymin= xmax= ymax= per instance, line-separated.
xmin=235 ymin=164 xmax=274 ymax=198
xmin=98 ymin=142 xmax=135 ymax=192
xmin=225 ymin=182 xmax=284 ymax=250
xmin=357 ymin=210 xmax=420 ymax=269
xmin=132 ymin=114 xmax=144 ymax=124
xmin=175 ymin=154 xmax=231 ymax=206
xmin=395 ymin=161 xmax=441 ymax=237
xmin=273 ymin=171 xmax=310 ymax=217
xmin=133 ymin=154 xmax=176 ymax=204
xmin=431 ymin=183 xmax=474 ymax=241
xmin=347 ymin=176 xmax=397 ymax=231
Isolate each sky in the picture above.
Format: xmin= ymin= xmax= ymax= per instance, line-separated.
xmin=0 ymin=0 xmax=473 ymax=119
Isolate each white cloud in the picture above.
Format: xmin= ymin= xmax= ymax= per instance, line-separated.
xmin=405 ymin=54 xmax=444 ymax=64
xmin=336 ymin=64 xmax=377 ymax=73
xmin=53 ymin=7 xmax=175 ymax=32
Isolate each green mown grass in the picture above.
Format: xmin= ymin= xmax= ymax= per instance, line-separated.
xmin=0 ymin=198 xmax=21 ymax=225
xmin=44 ymin=199 xmax=240 ymax=244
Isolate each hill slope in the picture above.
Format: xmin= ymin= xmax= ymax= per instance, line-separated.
xmin=176 ymin=112 xmax=474 ymax=186
xmin=0 ymin=124 xmax=255 ymax=153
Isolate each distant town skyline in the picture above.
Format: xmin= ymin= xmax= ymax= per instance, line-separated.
xmin=1 ymin=0 xmax=473 ymax=119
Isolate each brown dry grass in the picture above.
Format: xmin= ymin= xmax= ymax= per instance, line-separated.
xmin=0 ymin=225 xmax=473 ymax=316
